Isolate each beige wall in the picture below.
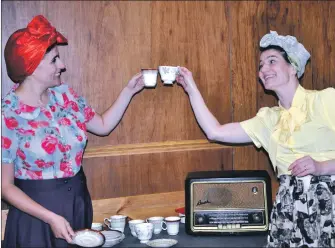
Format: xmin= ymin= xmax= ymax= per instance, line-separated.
xmin=2 ymin=1 xmax=335 ymax=203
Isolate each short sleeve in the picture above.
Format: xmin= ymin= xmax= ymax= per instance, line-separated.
xmin=52 ymin=84 xmax=96 ymax=123
xmin=68 ymin=86 xmax=96 ymax=123
xmin=319 ymin=87 xmax=335 ymax=130
xmin=1 ymin=113 xmax=19 ymax=164
xmin=240 ymin=107 xmax=276 ymax=150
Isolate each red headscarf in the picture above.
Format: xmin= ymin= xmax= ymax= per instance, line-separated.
xmin=4 ymin=15 xmax=68 ymax=83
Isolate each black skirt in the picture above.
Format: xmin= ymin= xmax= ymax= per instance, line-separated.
xmin=3 ymin=168 xmax=93 ymax=248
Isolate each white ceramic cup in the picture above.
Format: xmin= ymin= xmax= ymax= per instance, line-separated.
xmin=179 ymin=213 xmax=185 ymax=224
xmin=104 ymin=215 xmax=127 ymax=233
xmin=158 ymin=66 xmax=179 ymax=85
xmin=146 ymin=216 xmax=164 ymax=234
xmin=142 ymin=69 xmax=158 ymax=87
xmin=162 ymin=216 xmax=181 ymax=235
xmin=91 ymin=222 xmax=103 ymax=231
xmin=128 ymin=219 xmax=145 ymax=237
xmin=135 ymin=223 xmax=154 ymax=243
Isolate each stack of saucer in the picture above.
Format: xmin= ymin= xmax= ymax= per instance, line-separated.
xmin=101 ymin=230 xmax=125 ymax=247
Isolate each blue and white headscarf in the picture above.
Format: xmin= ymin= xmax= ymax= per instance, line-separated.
xmin=260 ymin=31 xmax=310 ymax=78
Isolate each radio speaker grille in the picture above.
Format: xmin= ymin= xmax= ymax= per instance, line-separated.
xmin=193 ymin=182 xmax=265 ymax=209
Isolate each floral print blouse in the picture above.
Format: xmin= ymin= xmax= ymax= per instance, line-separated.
xmin=1 ymin=83 xmax=95 ymax=180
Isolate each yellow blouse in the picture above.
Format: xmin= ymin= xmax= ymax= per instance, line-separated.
xmin=240 ymin=85 xmax=335 ymax=176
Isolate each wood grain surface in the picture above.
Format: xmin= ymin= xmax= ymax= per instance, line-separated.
xmin=83 ymin=148 xmax=233 ymax=199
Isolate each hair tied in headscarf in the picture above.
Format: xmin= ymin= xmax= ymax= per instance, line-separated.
xmin=4 ymin=15 xmax=68 ymax=83
xmin=260 ymin=31 xmax=310 ymax=78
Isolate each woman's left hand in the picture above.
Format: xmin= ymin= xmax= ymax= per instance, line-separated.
xmin=126 ymin=72 xmax=145 ymax=95
xmin=288 ymin=155 xmax=322 ymax=176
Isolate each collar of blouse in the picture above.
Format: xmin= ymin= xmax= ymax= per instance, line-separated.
xmin=5 ymin=84 xmax=57 ymax=120
xmin=275 ymin=84 xmax=310 ymax=143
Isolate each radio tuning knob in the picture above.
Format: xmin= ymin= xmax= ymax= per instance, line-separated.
xmin=197 ymin=216 xmax=204 ymax=224
xmin=252 ymin=213 xmax=261 ymax=222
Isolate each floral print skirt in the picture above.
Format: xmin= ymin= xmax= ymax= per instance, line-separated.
xmin=267 ymin=175 xmax=335 ymax=248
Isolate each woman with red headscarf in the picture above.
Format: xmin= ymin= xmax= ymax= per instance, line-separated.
xmin=1 ymin=15 xmax=145 ymax=247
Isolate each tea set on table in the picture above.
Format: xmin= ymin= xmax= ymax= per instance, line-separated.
xmin=71 ymin=214 xmax=182 ymax=247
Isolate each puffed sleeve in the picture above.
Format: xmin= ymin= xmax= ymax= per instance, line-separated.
xmin=1 ymin=113 xmax=19 ymax=164
xmin=53 ymin=84 xmax=96 ymax=123
xmin=68 ymin=86 xmax=96 ymax=123
xmin=319 ymin=87 xmax=335 ymax=130
xmin=240 ymin=107 xmax=278 ymax=151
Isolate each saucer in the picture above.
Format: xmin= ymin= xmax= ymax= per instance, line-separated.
xmin=101 ymin=230 xmax=123 ymax=239
xmin=72 ymin=229 xmax=105 ymax=247
xmin=146 ymin=239 xmax=178 ymax=248
xmin=101 ymin=233 xmax=125 ymax=247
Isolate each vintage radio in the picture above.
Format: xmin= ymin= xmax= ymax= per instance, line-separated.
xmin=185 ymin=170 xmax=272 ymax=235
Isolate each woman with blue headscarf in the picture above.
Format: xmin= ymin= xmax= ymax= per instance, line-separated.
xmin=176 ymin=31 xmax=335 ymax=247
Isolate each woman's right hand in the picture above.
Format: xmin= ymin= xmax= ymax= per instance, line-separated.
xmin=176 ymin=67 xmax=199 ymax=96
xmin=47 ymin=213 xmax=75 ymax=243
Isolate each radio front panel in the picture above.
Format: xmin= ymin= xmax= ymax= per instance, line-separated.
xmin=185 ymin=171 xmax=272 ymax=236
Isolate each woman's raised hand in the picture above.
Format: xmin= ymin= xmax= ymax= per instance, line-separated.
xmin=126 ymin=72 xmax=145 ymax=95
xmin=176 ymin=67 xmax=199 ymax=96
xmin=47 ymin=213 xmax=75 ymax=244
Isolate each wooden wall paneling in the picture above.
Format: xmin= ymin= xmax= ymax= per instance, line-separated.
xmin=326 ymin=2 xmax=335 ymax=89
xmin=230 ymin=2 xmax=260 ymax=171
xmin=150 ymin=1 xmax=231 ymax=141
xmin=298 ymin=1 xmax=335 ymax=90
xmin=84 ymin=139 xmax=225 ymax=158
xmin=83 ymin=148 xmax=232 ymax=200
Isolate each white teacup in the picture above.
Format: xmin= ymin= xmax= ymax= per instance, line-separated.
xmin=142 ymin=69 xmax=158 ymax=87
xmin=158 ymin=66 xmax=179 ymax=85
xmin=128 ymin=219 xmax=145 ymax=237
xmin=162 ymin=216 xmax=181 ymax=235
xmin=135 ymin=223 xmax=153 ymax=243
xmin=104 ymin=215 xmax=127 ymax=233
xmin=146 ymin=216 xmax=164 ymax=234
xmin=91 ymin=222 xmax=103 ymax=231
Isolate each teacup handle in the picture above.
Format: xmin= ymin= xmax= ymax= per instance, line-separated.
xmin=104 ymin=218 xmax=111 ymax=227
xmin=161 ymin=221 xmax=167 ymax=231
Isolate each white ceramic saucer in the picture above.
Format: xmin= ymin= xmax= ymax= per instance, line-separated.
xmin=72 ymin=229 xmax=105 ymax=247
xmin=101 ymin=230 xmax=122 ymax=239
xmin=146 ymin=239 xmax=178 ymax=248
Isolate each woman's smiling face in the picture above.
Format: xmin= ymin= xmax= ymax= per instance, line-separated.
xmin=259 ymin=49 xmax=296 ymax=91
xmin=30 ymin=46 xmax=66 ymax=88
